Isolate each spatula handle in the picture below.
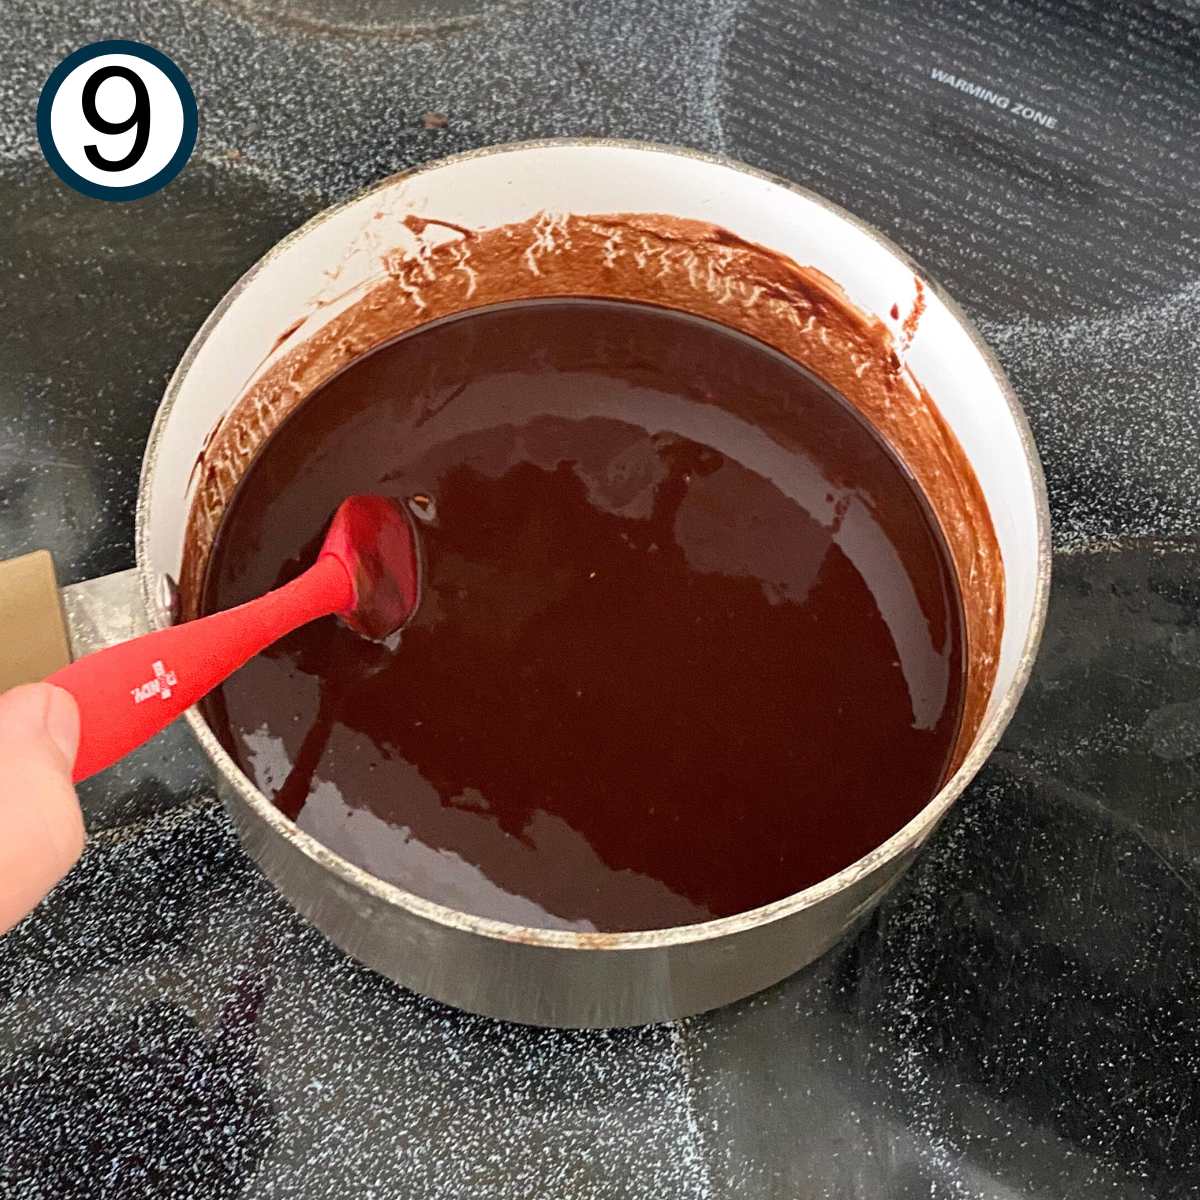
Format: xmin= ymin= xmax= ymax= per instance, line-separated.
xmin=46 ymin=555 xmax=352 ymax=782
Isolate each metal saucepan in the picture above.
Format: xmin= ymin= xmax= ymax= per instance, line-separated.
xmin=61 ymin=140 xmax=1050 ymax=1028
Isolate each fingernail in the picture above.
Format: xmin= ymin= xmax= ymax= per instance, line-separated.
xmin=43 ymin=685 xmax=80 ymax=766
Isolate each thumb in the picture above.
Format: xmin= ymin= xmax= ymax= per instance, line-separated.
xmin=0 ymin=683 xmax=85 ymax=934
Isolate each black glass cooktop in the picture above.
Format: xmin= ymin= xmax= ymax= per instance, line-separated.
xmin=2 ymin=1 xmax=1199 ymax=1196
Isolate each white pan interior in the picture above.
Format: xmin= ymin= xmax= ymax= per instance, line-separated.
xmin=141 ymin=140 xmax=1046 ymax=742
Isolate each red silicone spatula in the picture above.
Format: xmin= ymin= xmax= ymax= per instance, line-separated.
xmin=46 ymin=494 xmax=419 ymax=783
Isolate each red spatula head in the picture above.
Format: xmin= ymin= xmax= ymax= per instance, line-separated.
xmin=320 ymin=494 xmax=420 ymax=640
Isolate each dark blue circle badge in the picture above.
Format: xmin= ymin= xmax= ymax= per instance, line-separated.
xmin=38 ymin=41 xmax=198 ymax=202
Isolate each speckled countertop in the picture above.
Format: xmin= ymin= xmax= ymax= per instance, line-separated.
xmin=2 ymin=1 xmax=1199 ymax=1197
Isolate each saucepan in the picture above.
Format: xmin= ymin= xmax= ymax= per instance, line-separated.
xmin=59 ymin=139 xmax=1050 ymax=1028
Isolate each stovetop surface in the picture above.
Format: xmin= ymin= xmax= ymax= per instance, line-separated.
xmin=2 ymin=2 xmax=1199 ymax=1196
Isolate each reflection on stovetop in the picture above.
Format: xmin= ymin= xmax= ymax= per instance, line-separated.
xmin=727 ymin=0 xmax=1200 ymax=323
xmin=1 ymin=1 xmax=1199 ymax=1197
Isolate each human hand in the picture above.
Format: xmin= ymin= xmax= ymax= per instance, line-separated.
xmin=0 ymin=683 xmax=84 ymax=934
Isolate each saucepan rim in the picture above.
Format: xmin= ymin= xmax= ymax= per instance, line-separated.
xmin=136 ymin=136 xmax=1052 ymax=952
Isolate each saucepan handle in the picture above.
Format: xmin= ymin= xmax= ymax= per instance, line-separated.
xmin=60 ymin=567 xmax=144 ymax=658
xmin=0 ymin=554 xmax=141 ymax=690
xmin=0 ymin=556 xmax=139 ymax=754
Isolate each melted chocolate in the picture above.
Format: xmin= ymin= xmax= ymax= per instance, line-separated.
xmin=182 ymin=213 xmax=1002 ymax=762
xmin=201 ymin=299 xmax=965 ymax=932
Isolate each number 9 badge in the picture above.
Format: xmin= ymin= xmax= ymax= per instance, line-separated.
xmin=38 ymin=40 xmax=198 ymax=201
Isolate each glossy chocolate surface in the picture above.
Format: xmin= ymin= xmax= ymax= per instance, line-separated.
xmin=201 ymin=298 xmax=964 ymax=931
